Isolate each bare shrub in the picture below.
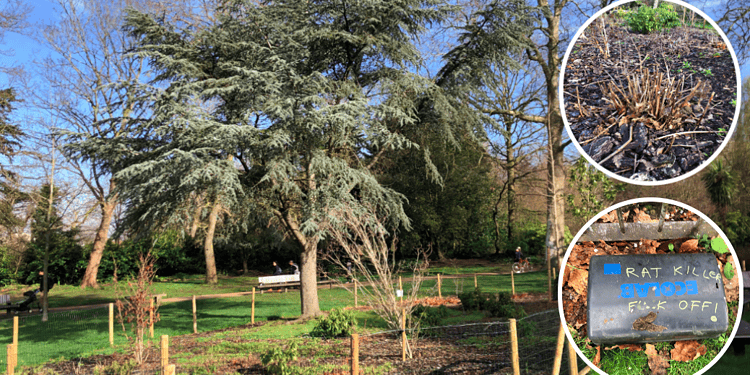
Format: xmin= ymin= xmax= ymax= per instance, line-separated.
xmin=322 ymin=206 xmax=428 ymax=358
xmin=115 ymin=251 xmax=160 ymax=365
xmin=600 ymin=68 xmax=713 ymax=130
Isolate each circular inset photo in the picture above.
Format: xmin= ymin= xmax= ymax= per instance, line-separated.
xmin=560 ymin=0 xmax=741 ymax=184
xmin=558 ymin=199 xmax=743 ymax=374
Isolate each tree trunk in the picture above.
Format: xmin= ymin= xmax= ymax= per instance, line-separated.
xmin=506 ymin=127 xmax=516 ymax=246
xmin=80 ymin=194 xmax=117 ymax=288
xmin=189 ymin=195 xmax=203 ymax=238
xmin=203 ymin=200 xmax=220 ymax=285
xmin=299 ymin=241 xmax=321 ymax=317
xmin=544 ymin=4 xmax=567 ymax=269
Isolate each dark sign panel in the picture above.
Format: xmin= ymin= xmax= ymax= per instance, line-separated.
xmin=588 ymin=254 xmax=727 ymax=344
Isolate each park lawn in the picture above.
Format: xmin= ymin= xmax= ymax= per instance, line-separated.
xmin=1 ymin=263 xmax=550 ymax=310
xmin=0 ymin=270 xmax=550 ymax=372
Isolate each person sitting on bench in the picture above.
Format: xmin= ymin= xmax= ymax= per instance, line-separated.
xmin=17 ymin=271 xmax=55 ymax=313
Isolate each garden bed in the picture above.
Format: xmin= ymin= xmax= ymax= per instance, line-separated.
xmin=564 ymin=12 xmax=737 ymax=181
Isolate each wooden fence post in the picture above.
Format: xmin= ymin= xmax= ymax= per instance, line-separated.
xmin=160 ymin=335 xmax=169 ymax=373
xmin=743 ymin=260 xmax=746 ymax=272
xmin=251 ymin=287 xmax=256 ymax=325
xmin=7 ymin=343 xmax=16 ymax=375
xmin=192 ymin=295 xmax=198 ymax=334
xmin=165 ymin=364 xmax=176 ymax=375
xmin=553 ymin=267 xmax=557 ymax=281
xmin=509 ymin=319 xmax=520 ymax=375
xmin=568 ymin=335 xmax=578 ymax=375
xmin=401 ymin=308 xmax=406 ymax=362
xmin=398 ymin=276 xmax=403 ymax=304
xmin=109 ymin=303 xmax=114 ymax=347
xmin=511 ymin=265 xmax=516 ymax=296
xmin=149 ymin=299 xmax=154 ymax=338
xmin=12 ymin=316 xmax=18 ymax=345
xmin=437 ymin=274 xmax=442 ymax=298
xmin=474 ymin=274 xmax=477 ymax=289
xmin=351 ymin=333 xmax=359 ymax=375
xmin=552 ymin=322 xmax=566 ymax=375
xmin=354 ymin=279 xmax=358 ymax=308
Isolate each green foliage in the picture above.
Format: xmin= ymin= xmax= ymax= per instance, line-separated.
xmin=724 ymin=211 xmax=750 ymax=248
xmin=724 ymin=262 xmax=734 ymax=279
xmin=96 ymin=359 xmax=137 ymax=375
xmin=22 ymin=184 xmax=87 ymax=285
xmin=0 ymin=88 xmax=23 ymax=161
xmin=710 ymin=237 xmax=728 ymax=254
xmin=566 ymin=158 xmax=624 ymax=219
xmin=702 ymin=160 xmax=736 ymax=208
xmin=668 ymin=243 xmax=674 ymax=252
xmin=261 ymin=342 xmax=299 ymax=375
xmin=310 ymin=308 xmax=357 ymax=338
xmin=412 ymin=304 xmax=449 ymax=326
xmin=458 ymin=289 xmax=525 ymax=318
xmin=627 ymin=2 xmax=681 ymax=34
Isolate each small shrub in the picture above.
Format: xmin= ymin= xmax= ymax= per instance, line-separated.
xmin=310 ymin=308 xmax=357 ymax=338
xmin=627 ymin=3 xmax=681 ymax=34
xmin=261 ymin=342 xmax=299 ymax=375
xmin=458 ymin=288 xmax=486 ymax=310
xmin=412 ymin=304 xmax=449 ymax=326
xmin=485 ymin=293 xmax=526 ymax=318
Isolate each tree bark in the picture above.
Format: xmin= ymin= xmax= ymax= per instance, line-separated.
xmin=299 ymin=240 xmax=321 ymax=318
xmin=189 ymin=195 xmax=203 ymax=238
xmin=543 ymin=2 xmax=567 ymax=269
xmin=80 ymin=191 xmax=117 ymax=288
xmin=203 ymin=199 xmax=220 ymax=285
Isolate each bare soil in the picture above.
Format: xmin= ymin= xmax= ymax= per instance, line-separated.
xmin=564 ymin=18 xmax=737 ymax=181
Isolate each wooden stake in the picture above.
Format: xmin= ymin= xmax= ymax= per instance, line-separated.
xmin=149 ymin=299 xmax=154 ymax=338
xmin=509 ymin=319 xmax=520 ymax=375
xmin=7 ymin=343 xmax=16 ymax=375
xmin=553 ymin=267 xmax=557 ymax=281
xmin=192 ymin=295 xmax=198 ymax=334
xmin=351 ymin=333 xmax=359 ymax=375
xmin=165 ymin=364 xmax=176 ymax=375
xmin=160 ymin=335 xmax=169 ymax=373
xmin=568 ymin=335 xmax=579 ymax=375
xmin=511 ymin=265 xmax=516 ymax=296
xmin=742 ymin=260 xmax=746 ymax=272
xmin=251 ymin=287 xmax=256 ymax=325
xmin=354 ymin=279 xmax=358 ymax=308
xmin=401 ymin=308 xmax=407 ymax=361
xmin=398 ymin=276 xmax=403 ymax=304
xmin=12 ymin=316 xmax=18 ymax=345
xmin=109 ymin=303 xmax=114 ymax=347
xmin=437 ymin=274 xmax=442 ymax=298
xmin=474 ymin=274 xmax=477 ymax=289
xmin=552 ymin=322 xmax=566 ymax=375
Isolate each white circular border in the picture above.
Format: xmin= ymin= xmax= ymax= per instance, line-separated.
xmin=557 ymin=197 xmax=745 ymax=375
xmin=559 ymin=0 xmax=742 ymax=186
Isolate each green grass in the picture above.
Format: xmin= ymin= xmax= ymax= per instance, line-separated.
xmin=1 ymin=270 xmax=550 ymax=371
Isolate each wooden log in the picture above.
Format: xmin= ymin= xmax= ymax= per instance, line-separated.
xmin=12 ymin=316 xmax=18 ymax=345
xmin=160 ymin=335 xmax=169 ymax=372
xmin=351 ymin=333 xmax=359 ymax=375
xmin=109 ymin=303 xmax=114 ymax=346
xmin=437 ymin=274 xmax=442 ymax=298
xmin=149 ymin=299 xmax=154 ymax=338
xmin=251 ymin=287 xmax=256 ymax=325
xmin=509 ymin=319 xmax=520 ymax=375
xmin=192 ymin=295 xmax=198 ymax=334
xmin=568 ymin=334 xmax=579 ymax=375
xmin=552 ymin=322 xmax=566 ymax=375
xmin=401 ymin=308 xmax=406 ymax=362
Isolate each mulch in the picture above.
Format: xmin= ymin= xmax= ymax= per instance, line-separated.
xmin=563 ymin=16 xmax=737 ymax=181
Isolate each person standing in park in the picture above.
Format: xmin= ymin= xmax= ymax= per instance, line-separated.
xmin=289 ymin=260 xmax=300 ymax=275
xmin=272 ymin=261 xmax=282 ymax=275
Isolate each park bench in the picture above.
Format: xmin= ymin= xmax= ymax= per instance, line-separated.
xmin=257 ymin=274 xmax=336 ymax=293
